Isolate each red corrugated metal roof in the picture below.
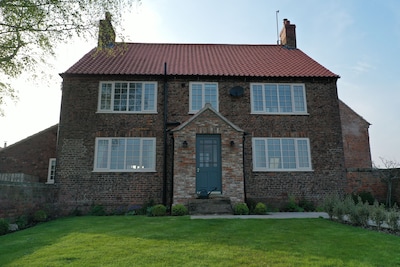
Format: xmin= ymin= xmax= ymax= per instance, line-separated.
xmin=63 ymin=43 xmax=339 ymax=78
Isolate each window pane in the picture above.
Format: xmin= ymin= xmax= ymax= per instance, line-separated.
xmin=254 ymin=139 xmax=267 ymax=168
xmin=128 ymin=83 xmax=142 ymax=111
xmin=297 ymin=139 xmax=310 ymax=168
xmin=278 ymin=85 xmax=292 ymax=112
xmin=100 ymin=83 xmax=112 ymax=110
xmin=96 ymin=139 xmax=109 ymax=168
xmin=142 ymin=139 xmax=155 ymax=169
xmin=143 ymin=83 xmax=155 ymax=111
xmin=293 ymin=85 xmax=305 ymax=112
xmin=126 ymin=139 xmax=140 ymax=169
xmin=114 ymin=83 xmax=128 ymax=111
xmin=204 ymin=83 xmax=217 ymax=110
xmin=110 ymin=139 xmax=125 ymax=169
xmin=191 ymin=84 xmax=203 ymax=111
xmin=265 ymin=85 xmax=278 ymax=112
xmin=281 ymin=139 xmax=296 ymax=169
xmin=252 ymin=85 xmax=264 ymax=112
xmin=267 ymin=139 xmax=282 ymax=169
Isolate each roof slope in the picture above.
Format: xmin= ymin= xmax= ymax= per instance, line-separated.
xmin=64 ymin=43 xmax=339 ymax=78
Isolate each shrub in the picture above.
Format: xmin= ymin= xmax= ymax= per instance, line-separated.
xmin=172 ymin=204 xmax=188 ymax=216
xmin=34 ymin=210 xmax=48 ymax=222
xmin=322 ymin=194 xmax=340 ymax=219
xmin=349 ymin=197 xmax=370 ymax=227
xmin=370 ymin=201 xmax=386 ymax=230
xmin=332 ymin=200 xmax=347 ymax=223
xmin=387 ymin=210 xmax=400 ymax=231
xmin=352 ymin=191 xmax=375 ymax=205
xmin=150 ymin=204 xmax=167 ymax=216
xmin=0 ymin=219 xmax=9 ymax=236
xmin=125 ymin=205 xmax=142 ymax=216
xmin=15 ymin=215 xmax=29 ymax=229
xmin=254 ymin=202 xmax=267 ymax=215
xmin=283 ymin=196 xmax=303 ymax=212
xmin=245 ymin=198 xmax=258 ymax=214
xmin=298 ymin=198 xmax=315 ymax=212
xmin=89 ymin=205 xmax=106 ymax=216
xmin=234 ymin=203 xmax=249 ymax=215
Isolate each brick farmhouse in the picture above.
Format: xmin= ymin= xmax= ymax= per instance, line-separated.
xmin=0 ymin=17 xmax=375 ymax=215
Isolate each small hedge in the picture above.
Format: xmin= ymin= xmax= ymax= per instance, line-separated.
xmin=0 ymin=219 xmax=9 ymax=235
xmin=234 ymin=203 xmax=249 ymax=215
xmin=33 ymin=210 xmax=48 ymax=222
xmin=254 ymin=202 xmax=267 ymax=215
xmin=172 ymin=204 xmax=188 ymax=216
xmin=150 ymin=204 xmax=167 ymax=216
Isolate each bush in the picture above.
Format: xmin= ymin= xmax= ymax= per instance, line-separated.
xmin=234 ymin=203 xmax=249 ymax=215
xmin=0 ymin=219 xmax=9 ymax=236
xmin=15 ymin=215 xmax=29 ymax=229
xmin=370 ymin=201 xmax=386 ymax=230
xmin=125 ymin=205 xmax=142 ymax=216
xmin=171 ymin=204 xmax=188 ymax=216
xmin=387 ymin=210 xmax=400 ymax=231
xmin=89 ymin=205 xmax=106 ymax=216
xmin=333 ymin=200 xmax=347 ymax=223
xmin=283 ymin=196 xmax=303 ymax=212
xmin=254 ymin=202 xmax=267 ymax=215
xmin=298 ymin=198 xmax=315 ymax=212
xmin=322 ymin=194 xmax=340 ymax=219
xmin=245 ymin=198 xmax=258 ymax=214
xmin=150 ymin=204 xmax=167 ymax=216
xmin=349 ymin=197 xmax=370 ymax=227
xmin=34 ymin=210 xmax=48 ymax=222
xmin=352 ymin=191 xmax=375 ymax=205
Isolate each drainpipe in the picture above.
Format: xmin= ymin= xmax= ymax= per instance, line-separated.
xmin=243 ymin=132 xmax=247 ymax=203
xmin=162 ymin=62 xmax=168 ymax=205
xmin=170 ymin=134 xmax=175 ymax=206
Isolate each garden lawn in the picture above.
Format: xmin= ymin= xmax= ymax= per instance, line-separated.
xmin=0 ymin=216 xmax=400 ymax=266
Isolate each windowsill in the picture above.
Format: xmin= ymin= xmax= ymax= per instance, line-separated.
xmin=96 ymin=111 xmax=158 ymax=114
xmin=250 ymin=112 xmax=309 ymax=115
xmin=252 ymin=169 xmax=314 ymax=172
xmin=92 ymin=169 xmax=156 ymax=173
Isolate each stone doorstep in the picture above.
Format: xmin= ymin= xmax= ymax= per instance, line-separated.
xmin=188 ymin=197 xmax=233 ymax=215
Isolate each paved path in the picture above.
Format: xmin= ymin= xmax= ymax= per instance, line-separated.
xmin=191 ymin=212 xmax=329 ymax=219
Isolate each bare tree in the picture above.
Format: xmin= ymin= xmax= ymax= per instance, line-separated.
xmin=376 ymin=157 xmax=400 ymax=208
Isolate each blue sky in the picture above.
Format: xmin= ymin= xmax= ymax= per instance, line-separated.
xmin=0 ymin=0 xmax=399 ymax=165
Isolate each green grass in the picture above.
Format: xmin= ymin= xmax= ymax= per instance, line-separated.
xmin=0 ymin=216 xmax=400 ymax=266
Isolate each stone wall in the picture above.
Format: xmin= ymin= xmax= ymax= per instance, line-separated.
xmin=0 ymin=125 xmax=57 ymax=183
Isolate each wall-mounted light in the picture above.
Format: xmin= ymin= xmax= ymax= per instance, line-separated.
xmin=182 ymin=140 xmax=188 ymax=148
xmin=230 ymin=140 xmax=235 ymax=146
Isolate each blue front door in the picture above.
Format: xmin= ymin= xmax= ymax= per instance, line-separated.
xmin=196 ymin=135 xmax=222 ymax=193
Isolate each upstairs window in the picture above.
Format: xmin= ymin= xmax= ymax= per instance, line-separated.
xmin=189 ymin=82 xmax=218 ymax=113
xmin=94 ymin=137 xmax=156 ymax=172
xmin=252 ymin=138 xmax=312 ymax=171
xmin=251 ymin=83 xmax=307 ymax=114
xmin=98 ymin=82 xmax=157 ymax=113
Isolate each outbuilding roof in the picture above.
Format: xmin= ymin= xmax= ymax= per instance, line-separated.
xmin=63 ymin=43 xmax=339 ymax=78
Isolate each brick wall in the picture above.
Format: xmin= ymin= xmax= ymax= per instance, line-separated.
xmin=58 ymin=75 xmax=346 ymax=212
xmin=339 ymin=100 xmax=372 ymax=169
xmin=0 ymin=125 xmax=57 ymax=183
xmin=172 ymin=106 xmax=244 ymax=205
xmin=0 ymin=174 xmax=58 ymax=221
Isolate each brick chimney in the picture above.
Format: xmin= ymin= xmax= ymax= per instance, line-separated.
xmin=280 ymin=18 xmax=296 ymax=49
xmin=98 ymin=12 xmax=116 ymax=48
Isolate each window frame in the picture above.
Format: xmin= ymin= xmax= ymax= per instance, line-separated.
xmin=250 ymin=83 xmax=307 ymax=115
xmin=97 ymin=81 xmax=158 ymax=114
xmin=93 ymin=137 xmax=156 ymax=172
xmin=46 ymin=158 xmax=56 ymax=184
xmin=189 ymin=82 xmax=219 ymax=113
xmin=252 ymin=137 xmax=312 ymax=172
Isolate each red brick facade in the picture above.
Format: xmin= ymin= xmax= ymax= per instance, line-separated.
xmin=55 ymin=74 xmax=346 ymax=213
xmin=0 ymin=125 xmax=58 ymax=183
